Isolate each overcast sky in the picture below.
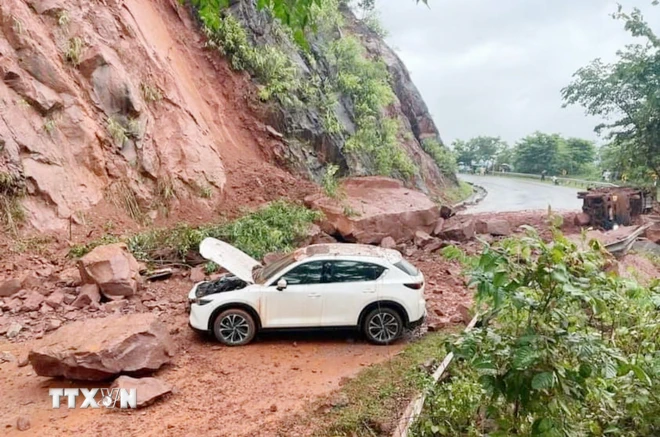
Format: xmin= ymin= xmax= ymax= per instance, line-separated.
xmin=377 ymin=0 xmax=660 ymax=146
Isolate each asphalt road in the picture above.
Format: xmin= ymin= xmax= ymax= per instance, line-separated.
xmin=460 ymin=174 xmax=582 ymax=213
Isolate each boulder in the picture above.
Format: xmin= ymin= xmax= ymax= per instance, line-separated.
xmin=6 ymin=322 xmax=22 ymax=338
xmin=380 ymin=236 xmax=396 ymax=249
xmin=439 ymin=205 xmax=453 ymax=219
xmin=423 ymin=238 xmax=444 ymax=253
xmin=0 ymin=279 xmax=22 ymax=297
xmin=310 ymin=232 xmax=337 ymax=245
xmin=45 ymin=290 xmax=64 ymax=308
xmin=72 ymin=284 xmax=101 ymax=308
xmin=475 ymin=219 xmax=511 ymax=236
xmin=432 ymin=218 xmax=445 ymax=236
xmin=78 ymin=243 xmax=140 ymax=299
xmin=262 ymin=252 xmax=285 ymax=266
xmin=438 ymin=219 xmax=475 ymax=242
xmin=189 ymin=266 xmax=206 ymax=283
xmin=574 ymin=212 xmax=591 ymax=227
xmin=305 ymin=177 xmax=439 ymax=244
xmin=22 ymin=290 xmax=45 ymax=312
xmin=28 ymin=313 xmax=175 ymax=380
xmin=111 ymin=376 xmax=172 ymax=408
xmin=414 ymin=230 xmax=433 ymax=248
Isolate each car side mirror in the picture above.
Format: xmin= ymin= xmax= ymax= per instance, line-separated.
xmin=276 ymin=278 xmax=287 ymax=290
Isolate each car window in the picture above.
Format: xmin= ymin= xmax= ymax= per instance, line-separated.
xmin=324 ymin=261 xmax=385 ymax=283
xmin=394 ymin=259 xmax=419 ymax=276
xmin=280 ymin=261 xmax=324 ymax=285
xmin=253 ymin=253 xmax=296 ymax=284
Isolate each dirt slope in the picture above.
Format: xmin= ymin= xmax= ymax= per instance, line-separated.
xmin=0 ymin=0 xmax=308 ymax=232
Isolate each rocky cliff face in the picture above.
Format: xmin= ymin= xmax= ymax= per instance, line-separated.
xmin=225 ymin=0 xmax=456 ymax=194
xmin=0 ymin=0 xmax=455 ymax=233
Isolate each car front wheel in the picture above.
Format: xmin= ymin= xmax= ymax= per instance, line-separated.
xmin=363 ymin=307 xmax=403 ymax=345
xmin=213 ymin=309 xmax=256 ymax=346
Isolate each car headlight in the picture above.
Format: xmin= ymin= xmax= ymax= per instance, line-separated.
xmin=190 ymin=298 xmax=212 ymax=306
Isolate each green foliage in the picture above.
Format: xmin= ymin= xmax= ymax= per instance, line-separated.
xmin=0 ymin=172 xmax=26 ymax=233
xmin=422 ymin=138 xmax=456 ymax=175
xmin=452 ymin=136 xmax=507 ymax=167
xmin=321 ymin=164 xmax=341 ymax=198
xmin=414 ymin=229 xmax=660 ymax=436
xmin=513 ymin=132 xmax=565 ymax=174
xmin=70 ymin=201 xmax=321 ymax=261
xmin=68 ymin=234 xmax=121 ymax=259
xmin=562 ymin=4 xmax=660 ymax=178
xmin=202 ymin=14 xmax=299 ymax=104
xmin=361 ymin=10 xmax=389 ymax=38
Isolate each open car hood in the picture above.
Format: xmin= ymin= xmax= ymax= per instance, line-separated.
xmin=199 ymin=238 xmax=261 ymax=284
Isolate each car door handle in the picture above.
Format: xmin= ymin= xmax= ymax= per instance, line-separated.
xmin=308 ymin=293 xmax=321 ymax=298
xmin=362 ymin=288 xmax=376 ymax=293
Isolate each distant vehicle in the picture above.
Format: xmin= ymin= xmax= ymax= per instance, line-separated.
xmin=187 ymin=238 xmax=427 ymax=346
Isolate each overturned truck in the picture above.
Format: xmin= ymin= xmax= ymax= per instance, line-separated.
xmin=578 ymin=187 xmax=655 ymax=230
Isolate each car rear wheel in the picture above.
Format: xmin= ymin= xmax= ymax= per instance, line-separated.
xmin=213 ymin=309 xmax=256 ymax=346
xmin=363 ymin=307 xmax=403 ymax=345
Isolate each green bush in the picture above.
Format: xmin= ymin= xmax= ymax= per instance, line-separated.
xmin=413 ymin=229 xmax=660 ymax=436
xmin=422 ymin=138 xmax=457 ymax=175
xmin=69 ymin=201 xmax=321 ymax=261
xmin=202 ymin=14 xmax=299 ymax=104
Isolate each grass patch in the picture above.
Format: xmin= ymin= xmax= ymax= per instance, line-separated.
xmin=309 ymin=332 xmax=450 ymax=437
xmin=0 ymin=172 xmax=26 ymax=233
xmin=65 ymin=36 xmax=84 ymax=66
xmin=69 ymin=200 xmax=321 ymax=262
xmin=68 ymin=234 xmax=121 ymax=259
xmin=140 ymin=82 xmax=163 ymax=102
xmin=443 ymin=181 xmax=473 ymax=205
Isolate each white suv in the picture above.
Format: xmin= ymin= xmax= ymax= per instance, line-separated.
xmin=188 ymin=238 xmax=426 ymax=346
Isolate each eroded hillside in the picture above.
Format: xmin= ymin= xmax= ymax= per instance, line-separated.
xmin=0 ymin=0 xmax=456 ymax=233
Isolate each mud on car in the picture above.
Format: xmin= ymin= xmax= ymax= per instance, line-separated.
xmin=188 ymin=238 xmax=426 ymax=346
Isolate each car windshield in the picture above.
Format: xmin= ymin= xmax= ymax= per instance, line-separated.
xmin=252 ymin=253 xmax=297 ymax=284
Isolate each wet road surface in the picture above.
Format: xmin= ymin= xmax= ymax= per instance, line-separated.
xmin=460 ymin=174 xmax=582 ymax=213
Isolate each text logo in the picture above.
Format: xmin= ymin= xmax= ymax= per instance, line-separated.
xmin=49 ymin=388 xmax=137 ymax=409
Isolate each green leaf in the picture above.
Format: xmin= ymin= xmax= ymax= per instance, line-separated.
xmin=513 ymin=346 xmax=538 ymax=369
xmin=532 ymin=418 xmax=555 ymax=435
xmin=531 ymin=372 xmax=555 ymax=390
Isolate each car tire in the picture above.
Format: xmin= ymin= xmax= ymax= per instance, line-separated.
xmin=363 ymin=307 xmax=403 ymax=345
xmin=212 ymin=309 xmax=256 ymax=346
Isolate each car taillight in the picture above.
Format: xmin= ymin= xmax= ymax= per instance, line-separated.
xmin=404 ymin=282 xmax=423 ymax=290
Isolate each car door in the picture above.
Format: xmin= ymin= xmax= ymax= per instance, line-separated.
xmin=319 ymin=260 xmax=386 ymax=326
xmin=262 ymin=261 xmax=326 ymax=328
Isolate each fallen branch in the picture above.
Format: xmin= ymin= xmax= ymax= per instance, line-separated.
xmin=392 ymin=315 xmax=480 ymax=437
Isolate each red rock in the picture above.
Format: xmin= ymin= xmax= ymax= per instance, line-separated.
xmin=22 ymin=290 xmax=45 ymax=312
xmin=104 ymin=300 xmax=127 ymax=313
xmin=423 ymin=239 xmax=443 ymax=253
xmin=380 ymin=236 xmax=396 ymax=249
xmin=310 ymin=232 xmax=337 ymax=244
xmin=45 ymin=290 xmax=64 ymax=308
xmin=45 ymin=318 xmax=62 ymax=332
xmin=21 ymin=273 xmax=41 ymax=290
xmin=189 ymin=266 xmax=206 ymax=282
xmin=305 ymin=177 xmax=439 ymax=244
xmin=414 ymin=230 xmax=433 ymax=248
xmin=72 ymin=284 xmax=101 ymax=308
xmin=439 ymin=219 xmax=475 ymax=241
xmin=29 ymin=314 xmax=175 ymax=380
xmin=0 ymin=279 xmax=22 ymax=298
xmin=78 ymin=243 xmax=139 ymax=299
xmin=432 ymin=218 xmax=445 ymax=236
xmin=574 ymin=212 xmax=591 ymax=227
xmin=111 ymin=376 xmax=172 ymax=408
xmin=475 ymin=219 xmax=511 ymax=236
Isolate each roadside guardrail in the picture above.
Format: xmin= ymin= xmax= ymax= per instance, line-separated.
xmin=484 ymin=171 xmax=619 ymax=189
